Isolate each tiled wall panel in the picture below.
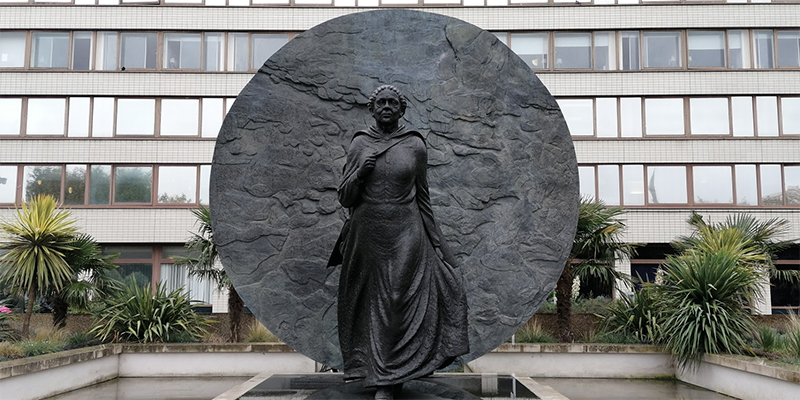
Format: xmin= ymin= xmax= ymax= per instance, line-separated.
xmin=574 ymin=139 xmax=800 ymax=164
xmin=0 ymin=140 xmax=214 ymax=164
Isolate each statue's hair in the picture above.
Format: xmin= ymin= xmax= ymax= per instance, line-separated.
xmin=368 ymin=85 xmax=407 ymax=112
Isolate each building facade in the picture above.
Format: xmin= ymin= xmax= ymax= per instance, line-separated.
xmin=1 ymin=1 xmax=798 ymax=313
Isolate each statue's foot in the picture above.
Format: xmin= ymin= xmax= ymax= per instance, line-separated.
xmin=374 ymin=386 xmax=393 ymax=400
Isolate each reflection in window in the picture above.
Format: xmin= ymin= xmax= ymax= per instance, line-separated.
xmin=622 ymin=165 xmax=644 ymax=206
xmin=200 ymin=165 xmax=211 ymax=205
xmin=72 ymin=32 xmax=92 ymax=70
xmin=735 ymin=165 xmax=758 ymax=206
xmin=492 ymin=32 xmax=508 ymax=46
xmin=114 ymin=166 xmax=152 ymax=203
xmin=96 ymin=32 xmax=117 ymax=70
xmin=204 ymin=33 xmax=224 ymax=71
xmin=164 ymin=33 xmax=201 ymax=69
xmin=693 ymin=166 xmax=733 ymax=204
xmin=161 ymin=99 xmax=199 ymax=136
xmin=554 ymin=33 xmax=591 ymax=69
xmin=0 ymin=32 xmax=26 ymax=68
xmin=0 ymin=98 xmax=22 ymax=135
xmin=578 ymin=166 xmax=595 ymax=200
xmin=729 ymin=30 xmax=751 ymax=69
xmin=647 ymin=166 xmax=687 ymax=204
xmin=690 ymin=98 xmax=729 ymax=135
xmin=120 ymin=33 xmax=157 ymax=69
xmin=202 ymin=98 xmax=224 ymax=138
xmin=251 ymin=34 xmax=288 ymax=70
xmin=23 ymin=165 xmax=62 ymax=202
xmin=598 ymin=165 xmax=620 ymax=205
xmin=27 ymin=98 xmax=66 ymax=135
xmin=754 ymin=30 xmax=775 ymax=69
xmin=732 ymin=97 xmax=755 ymax=137
xmin=64 ymin=165 xmax=86 ymax=205
xmin=90 ymin=165 xmax=111 ymax=205
xmin=510 ymin=33 xmax=548 ymax=69
xmin=117 ymin=99 xmax=155 ymax=135
xmin=0 ymin=165 xmax=18 ymax=203
xmin=777 ymin=31 xmax=800 ymax=68
xmin=161 ymin=263 xmax=212 ymax=303
xmin=756 ymin=96 xmax=779 ymax=137
xmin=645 ymin=98 xmax=684 ymax=135
xmin=558 ymin=99 xmax=593 ymax=136
xmin=31 ymin=32 xmax=69 ymax=68
xmin=595 ymin=98 xmax=617 ymax=138
xmin=157 ymin=166 xmax=197 ymax=204
xmin=92 ymin=98 xmax=114 ymax=137
xmin=228 ymin=33 xmax=248 ymax=72
xmin=782 ymin=98 xmax=800 ymax=135
xmin=643 ymin=32 xmax=681 ymax=68
xmin=620 ymin=98 xmax=642 ymax=137
xmin=688 ymin=31 xmax=725 ymax=67
xmin=760 ymin=164 xmax=783 ymax=206
xmin=112 ymin=263 xmax=152 ymax=288
xmin=594 ymin=32 xmax=616 ymax=71
xmin=619 ymin=31 xmax=640 ymax=70
xmin=785 ymin=166 xmax=800 ymax=205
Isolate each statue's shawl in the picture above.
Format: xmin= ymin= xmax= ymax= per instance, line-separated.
xmin=211 ymin=9 xmax=579 ymax=369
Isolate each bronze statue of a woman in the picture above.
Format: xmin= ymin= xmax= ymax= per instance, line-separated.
xmin=329 ymin=85 xmax=469 ymax=400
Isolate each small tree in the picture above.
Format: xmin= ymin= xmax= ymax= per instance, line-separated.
xmin=173 ymin=205 xmax=245 ymax=342
xmin=556 ymin=198 xmax=637 ymax=342
xmin=0 ymin=195 xmax=78 ymax=336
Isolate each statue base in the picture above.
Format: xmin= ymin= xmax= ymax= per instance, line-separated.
xmin=238 ymin=373 xmax=538 ymax=399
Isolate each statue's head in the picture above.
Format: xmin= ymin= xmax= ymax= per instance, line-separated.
xmin=368 ymin=85 xmax=407 ymax=129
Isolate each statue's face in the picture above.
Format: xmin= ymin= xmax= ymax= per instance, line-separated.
xmin=371 ymin=90 xmax=403 ymax=126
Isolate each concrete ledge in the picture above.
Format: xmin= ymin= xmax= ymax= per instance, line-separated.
xmin=676 ymin=354 xmax=800 ymax=400
xmin=0 ymin=345 xmax=117 ymax=379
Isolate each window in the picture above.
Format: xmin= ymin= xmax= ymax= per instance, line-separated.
xmin=647 ymin=166 xmax=687 ymax=204
xmin=690 ymin=98 xmax=729 ymax=135
xmin=578 ymin=166 xmax=595 ymax=200
xmin=160 ymin=99 xmax=199 ymax=136
xmin=117 ymin=99 xmax=155 ymax=135
xmin=202 ymin=98 xmax=224 ymax=138
xmin=756 ymin=96 xmax=779 ymax=137
xmin=0 ymin=98 xmax=22 ymax=135
xmin=31 ymin=32 xmax=69 ymax=68
xmin=22 ymin=166 xmax=62 ymax=202
xmin=120 ymin=32 xmax=157 ymax=69
xmin=732 ymin=97 xmax=755 ymax=137
xmin=228 ymin=33 xmax=248 ymax=71
xmin=735 ymin=165 xmax=758 ymax=206
xmin=620 ymin=97 xmax=642 ymax=137
xmin=558 ymin=99 xmax=593 ymax=136
xmin=104 ymin=245 xmax=154 ymax=288
xmin=760 ymin=164 xmax=783 ymax=206
xmin=200 ymin=165 xmax=211 ymax=205
xmin=554 ymin=33 xmax=591 ymax=69
xmin=92 ymin=98 xmax=115 ymax=137
xmin=161 ymin=263 xmax=212 ymax=304
xmin=593 ymin=32 xmax=615 ymax=71
xmin=754 ymin=30 xmax=775 ymax=69
xmin=510 ymin=33 xmax=548 ymax=69
xmin=96 ymin=32 xmax=117 ymax=70
xmin=89 ymin=165 xmax=111 ymax=205
xmin=622 ymin=165 xmax=644 ymax=206
xmin=0 ymin=165 xmax=18 ymax=203
xmin=157 ymin=166 xmax=197 ymax=204
xmin=72 ymin=32 xmax=92 ymax=70
xmin=782 ymin=98 xmax=800 ymax=135
xmin=597 ymin=165 xmax=620 ymax=205
xmin=251 ymin=34 xmax=288 ymax=69
xmin=204 ymin=33 xmax=224 ymax=71
xmin=68 ymin=97 xmax=91 ymax=137
xmin=729 ymin=30 xmax=751 ymax=69
xmin=645 ymin=98 xmax=684 ymax=135
xmin=0 ymin=32 xmax=26 ymax=68
xmin=784 ymin=166 xmax=800 ymax=205
xmin=693 ymin=166 xmax=733 ymax=204
xmin=777 ymin=30 xmax=800 ymax=68
xmin=26 ymin=98 xmax=66 ymax=135
xmin=595 ymin=98 xmax=617 ymax=137
xmin=643 ymin=32 xmax=681 ymax=68
xmin=619 ymin=31 xmax=640 ymax=70
xmin=114 ymin=166 xmax=153 ymax=203
xmin=64 ymin=165 xmax=87 ymax=205
xmin=164 ymin=33 xmax=201 ymax=69
xmin=688 ymin=31 xmax=725 ymax=68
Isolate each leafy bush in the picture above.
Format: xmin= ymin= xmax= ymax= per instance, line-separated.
xmin=90 ymin=280 xmax=211 ymax=343
xmin=599 ymin=286 xmax=661 ymax=345
xmin=17 ymin=340 xmax=64 ymax=357
xmin=0 ymin=303 xmax=16 ymax=341
xmin=514 ymin=320 xmax=557 ymax=343
xmin=753 ymin=326 xmax=785 ymax=353
xmin=244 ymin=320 xmax=279 ymax=343
xmin=656 ymin=251 xmax=760 ymax=367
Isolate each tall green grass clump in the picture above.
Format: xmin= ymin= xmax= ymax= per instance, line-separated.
xmin=785 ymin=314 xmax=800 ymax=359
xmin=599 ymin=286 xmax=661 ymax=344
xmin=515 ymin=320 xmax=557 ymax=343
xmin=91 ymin=279 xmax=211 ymax=343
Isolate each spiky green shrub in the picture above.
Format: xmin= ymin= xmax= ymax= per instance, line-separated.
xmin=90 ymin=280 xmax=211 ymax=343
xmin=656 ymin=250 xmax=760 ymax=367
xmin=64 ymin=331 xmax=100 ymax=349
xmin=599 ymin=285 xmax=661 ymax=344
xmin=785 ymin=314 xmax=800 ymax=359
xmin=753 ymin=326 xmax=784 ymax=353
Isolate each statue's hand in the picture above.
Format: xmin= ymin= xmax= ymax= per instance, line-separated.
xmin=357 ymin=154 xmax=377 ymax=180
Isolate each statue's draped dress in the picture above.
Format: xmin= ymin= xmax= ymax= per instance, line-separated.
xmin=333 ymin=126 xmax=469 ymax=387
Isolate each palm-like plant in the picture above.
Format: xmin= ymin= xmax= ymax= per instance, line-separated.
xmin=556 ymin=198 xmax=637 ymax=342
xmin=0 ymin=195 xmax=78 ymax=336
xmin=43 ymin=234 xmax=120 ymax=328
xmin=173 ymin=205 xmax=245 ymax=342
